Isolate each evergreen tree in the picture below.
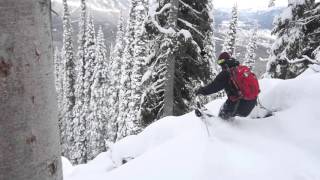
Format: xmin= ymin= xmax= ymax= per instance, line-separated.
xmin=204 ymin=1 xmax=221 ymax=98
xmin=72 ymin=0 xmax=87 ymax=164
xmin=204 ymin=1 xmax=218 ymax=76
xmin=141 ymin=0 xmax=213 ymax=126
xmin=192 ymin=0 xmax=220 ymax=104
xmin=107 ymin=15 xmax=126 ymax=142
xmin=116 ymin=0 xmax=140 ymax=140
xmin=83 ymin=13 xmax=97 ymax=111
xmin=61 ymin=0 xmax=76 ymax=158
xmin=77 ymin=13 xmax=97 ymax=161
xmin=87 ymin=27 xmax=108 ymax=160
xmin=222 ymin=4 xmax=238 ymax=56
xmin=266 ymin=0 xmax=317 ymax=79
xmin=243 ymin=26 xmax=258 ymax=70
xmin=125 ymin=0 xmax=150 ymax=139
xmin=301 ymin=1 xmax=320 ymax=65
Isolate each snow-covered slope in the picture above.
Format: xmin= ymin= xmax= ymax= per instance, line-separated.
xmin=63 ymin=65 xmax=320 ymax=180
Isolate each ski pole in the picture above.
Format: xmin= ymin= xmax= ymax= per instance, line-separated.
xmin=195 ymin=96 xmax=211 ymax=137
xmin=204 ymin=118 xmax=211 ymax=137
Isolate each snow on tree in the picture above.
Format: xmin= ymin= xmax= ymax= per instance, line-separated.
xmin=87 ymin=27 xmax=109 ymax=160
xmin=141 ymin=0 xmax=213 ymax=126
xmin=243 ymin=25 xmax=258 ymax=71
xmin=222 ymin=4 xmax=238 ymax=56
xmin=83 ymin=13 xmax=97 ymax=111
xmin=76 ymin=13 xmax=97 ymax=161
xmin=107 ymin=14 xmax=126 ymax=142
xmin=314 ymin=47 xmax=320 ymax=63
xmin=204 ymin=1 xmax=218 ymax=76
xmin=60 ymin=0 xmax=76 ymax=158
xmin=72 ymin=0 xmax=87 ymax=164
xmin=116 ymin=0 xmax=141 ymax=140
xmin=191 ymin=0 xmax=221 ymax=104
xmin=125 ymin=0 xmax=150 ymax=138
xmin=265 ymin=0 xmax=319 ymax=79
xmin=302 ymin=1 xmax=320 ymax=64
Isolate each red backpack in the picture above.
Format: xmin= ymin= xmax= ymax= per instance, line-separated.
xmin=229 ymin=65 xmax=260 ymax=101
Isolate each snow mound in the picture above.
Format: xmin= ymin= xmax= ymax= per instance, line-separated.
xmin=63 ymin=68 xmax=320 ymax=180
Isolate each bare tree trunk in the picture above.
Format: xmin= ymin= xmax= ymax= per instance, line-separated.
xmin=162 ymin=0 xmax=179 ymax=117
xmin=0 ymin=0 xmax=63 ymax=180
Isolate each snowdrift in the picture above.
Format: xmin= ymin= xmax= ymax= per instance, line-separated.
xmin=63 ymin=66 xmax=320 ymax=180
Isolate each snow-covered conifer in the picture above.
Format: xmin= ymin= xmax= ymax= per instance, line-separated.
xmin=116 ymin=0 xmax=140 ymax=140
xmin=72 ymin=0 xmax=87 ymax=164
xmin=193 ymin=1 xmax=221 ymax=104
xmin=125 ymin=0 xmax=150 ymax=138
xmin=106 ymin=14 xmax=126 ymax=142
xmin=222 ymin=4 xmax=238 ymax=56
xmin=243 ymin=26 xmax=258 ymax=70
xmin=141 ymin=0 xmax=213 ymax=126
xmin=87 ymin=27 xmax=108 ymax=160
xmin=61 ymin=0 xmax=76 ymax=158
xmin=204 ymin=1 xmax=225 ymax=100
xmin=78 ymin=13 xmax=97 ymax=160
xmin=266 ymin=0 xmax=317 ymax=79
xmin=83 ymin=14 xmax=97 ymax=108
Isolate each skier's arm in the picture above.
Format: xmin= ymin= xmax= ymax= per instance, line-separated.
xmin=197 ymin=72 xmax=227 ymax=96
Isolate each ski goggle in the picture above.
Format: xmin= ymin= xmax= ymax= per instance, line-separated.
xmin=217 ymin=59 xmax=225 ymax=65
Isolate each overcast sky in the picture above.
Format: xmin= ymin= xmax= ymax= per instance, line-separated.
xmin=214 ymin=0 xmax=288 ymax=10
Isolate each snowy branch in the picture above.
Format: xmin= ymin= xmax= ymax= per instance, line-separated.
xmin=155 ymin=3 xmax=171 ymax=15
xmin=259 ymin=57 xmax=269 ymax=62
xmin=301 ymin=55 xmax=320 ymax=64
xmin=178 ymin=0 xmax=202 ymax=15
xmin=149 ymin=2 xmax=175 ymax=35
xmin=145 ymin=51 xmax=156 ymax=65
xmin=286 ymin=55 xmax=320 ymax=65
xmin=178 ymin=29 xmax=192 ymax=40
xmin=297 ymin=14 xmax=320 ymax=25
xmin=178 ymin=18 xmax=204 ymax=38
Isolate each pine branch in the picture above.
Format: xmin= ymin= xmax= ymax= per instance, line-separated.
xmin=178 ymin=0 xmax=202 ymax=15
xmin=177 ymin=18 xmax=204 ymax=38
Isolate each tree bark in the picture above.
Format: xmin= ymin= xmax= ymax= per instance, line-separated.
xmin=0 ymin=0 xmax=63 ymax=180
xmin=162 ymin=0 xmax=179 ymax=117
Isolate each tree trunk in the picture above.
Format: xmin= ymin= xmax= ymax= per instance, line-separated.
xmin=0 ymin=0 xmax=63 ymax=180
xmin=162 ymin=0 xmax=179 ymax=117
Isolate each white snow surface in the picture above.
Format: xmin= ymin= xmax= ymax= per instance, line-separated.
xmin=63 ymin=68 xmax=320 ymax=180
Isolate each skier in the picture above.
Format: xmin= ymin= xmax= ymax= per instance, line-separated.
xmin=195 ymin=52 xmax=260 ymax=121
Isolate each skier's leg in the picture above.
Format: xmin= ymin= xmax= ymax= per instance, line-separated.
xmin=218 ymin=99 xmax=236 ymax=121
xmin=236 ymin=99 xmax=257 ymax=117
